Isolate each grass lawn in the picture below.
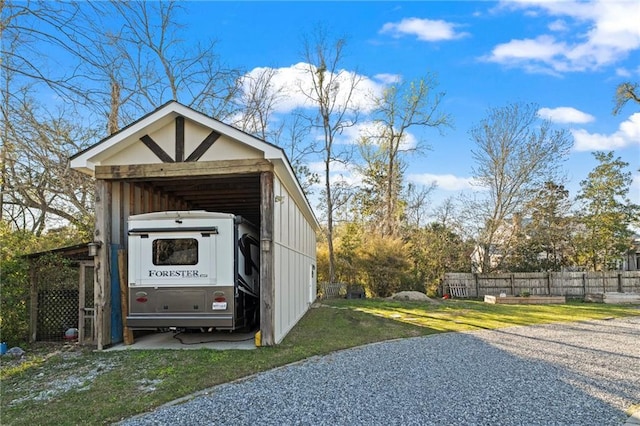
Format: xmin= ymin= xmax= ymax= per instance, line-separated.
xmin=1 ymin=299 xmax=638 ymax=425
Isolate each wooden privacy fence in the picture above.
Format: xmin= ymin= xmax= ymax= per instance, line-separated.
xmin=444 ymin=271 xmax=640 ymax=299
xmin=318 ymin=282 xmax=347 ymax=299
xmin=317 ymin=282 xmax=367 ymax=299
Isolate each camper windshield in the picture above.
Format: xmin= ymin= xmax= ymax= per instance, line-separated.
xmin=152 ymin=238 xmax=198 ymax=265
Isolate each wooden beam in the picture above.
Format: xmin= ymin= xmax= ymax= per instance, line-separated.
xmin=140 ymin=135 xmax=174 ymax=163
xmin=118 ymin=250 xmax=134 ymax=345
xmin=185 ymin=130 xmax=221 ymax=162
xmin=78 ymin=262 xmax=86 ymax=344
xmin=260 ymin=171 xmax=275 ymax=346
xmin=94 ymin=179 xmax=112 ymax=350
xmin=129 ymin=182 xmax=136 ymax=215
xmin=175 ymin=116 xmax=185 ymax=162
xmin=29 ymin=264 xmax=38 ymax=343
xmin=119 ymin=182 xmax=125 ymax=245
xmin=95 ymin=159 xmax=273 ymax=180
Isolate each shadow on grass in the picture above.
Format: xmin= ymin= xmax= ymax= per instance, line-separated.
xmin=322 ymin=298 xmax=640 ymax=333
xmin=2 ymin=299 xmax=638 ymax=426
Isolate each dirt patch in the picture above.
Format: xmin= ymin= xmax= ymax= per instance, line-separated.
xmin=2 ymin=342 xmax=118 ymax=407
xmin=388 ymin=291 xmax=439 ymax=302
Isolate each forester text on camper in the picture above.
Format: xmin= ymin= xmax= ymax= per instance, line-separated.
xmin=147 ymin=270 xmax=200 ymax=278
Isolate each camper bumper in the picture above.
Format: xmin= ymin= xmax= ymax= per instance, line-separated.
xmin=126 ymin=314 xmax=234 ymax=330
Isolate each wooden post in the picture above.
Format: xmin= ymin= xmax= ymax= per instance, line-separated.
xmin=94 ymin=179 xmax=112 ymax=350
xmin=119 ymin=182 xmax=126 ymax=246
xmin=29 ymin=264 xmax=38 ymax=343
xmin=130 ymin=183 xmax=137 ymax=215
xmin=510 ymin=273 xmax=515 ymax=295
xmin=118 ymin=250 xmax=134 ymax=345
xmin=474 ymin=273 xmax=479 ymax=298
xmin=582 ymin=272 xmax=587 ymax=296
xmin=546 ymin=272 xmax=551 ymax=295
xmin=617 ymin=273 xmax=623 ymax=293
xmin=78 ymin=262 xmax=86 ymax=344
xmin=260 ymin=171 xmax=275 ymax=346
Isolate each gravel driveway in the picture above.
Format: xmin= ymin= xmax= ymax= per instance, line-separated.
xmin=120 ymin=316 xmax=640 ymax=426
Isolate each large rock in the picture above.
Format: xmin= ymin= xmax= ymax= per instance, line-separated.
xmin=5 ymin=346 xmax=25 ymax=357
xmin=389 ymin=291 xmax=436 ymax=302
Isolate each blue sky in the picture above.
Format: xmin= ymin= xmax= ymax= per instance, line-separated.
xmin=61 ymin=1 xmax=637 ymax=210
xmin=178 ymin=1 xmax=640 ymax=208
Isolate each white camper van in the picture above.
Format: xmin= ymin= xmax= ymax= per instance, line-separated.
xmin=126 ymin=211 xmax=260 ymax=331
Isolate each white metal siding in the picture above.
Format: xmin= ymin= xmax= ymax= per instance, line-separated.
xmin=273 ymin=177 xmax=317 ymax=343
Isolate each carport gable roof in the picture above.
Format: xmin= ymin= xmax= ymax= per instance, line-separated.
xmin=70 ymin=101 xmax=319 ymax=230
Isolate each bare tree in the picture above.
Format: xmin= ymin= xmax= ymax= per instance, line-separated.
xmin=469 ymin=103 xmax=572 ymax=272
xmin=1 ymin=0 xmax=243 ymax=229
xmin=99 ymin=1 xmax=242 ymax=122
xmin=1 ymin=93 xmax=96 ymax=235
xmin=359 ymin=74 xmax=451 ymax=236
xmin=279 ymin=111 xmax=320 ymax=195
xmin=404 ymin=183 xmax=435 ymax=229
xmin=234 ymin=67 xmax=284 ymax=141
xmin=299 ymin=27 xmax=361 ymax=284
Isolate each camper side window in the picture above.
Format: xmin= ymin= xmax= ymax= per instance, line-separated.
xmin=239 ymin=234 xmax=259 ymax=276
xmin=152 ymin=238 xmax=198 ymax=266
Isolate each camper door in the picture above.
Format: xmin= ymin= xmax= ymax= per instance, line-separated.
xmin=130 ymin=231 xmax=215 ymax=287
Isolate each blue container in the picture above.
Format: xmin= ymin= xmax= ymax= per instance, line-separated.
xmin=0 ymin=342 xmax=7 ymax=355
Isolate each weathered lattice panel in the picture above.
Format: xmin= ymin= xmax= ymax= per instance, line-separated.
xmin=36 ymin=289 xmax=79 ymax=341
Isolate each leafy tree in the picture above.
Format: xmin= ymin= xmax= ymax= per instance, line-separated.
xmin=469 ymin=103 xmax=573 ymax=272
xmin=575 ymin=151 xmax=638 ymax=271
xmin=507 ymin=182 xmax=574 ymax=271
xmin=334 ymin=222 xmax=365 ymax=286
xmin=405 ymin=223 xmax=472 ymax=296
xmin=613 ymin=81 xmax=640 ymax=115
xmin=355 ymin=234 xmax=410 ymax=297
xmin=357 ymin=74 xmax=451 ymax=236
xmin=0 ymin=222 xmax=36 ymax=345
xmin=0 ymin=220 xmax=82 ymax=346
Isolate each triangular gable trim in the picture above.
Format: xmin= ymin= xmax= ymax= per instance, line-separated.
xmin=70 ymin=101 xmax=319 ymax=230
xmin=70 ymin=101 xmax=284 ymax=172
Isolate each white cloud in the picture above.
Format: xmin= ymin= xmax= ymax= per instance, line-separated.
xmin=616 ymin=68 xmax=632 ymax=78
xmin=548 ymin=19 xmax=568 ymax=32
xmin=374 ymin=73 xmax=402 ymax=85
xmin=488 ymin=0 xmax=640 ymax=73
xmin=538 ymin=107 xmax=595 ymax=124
xmin=335 ymin=121 xmax=418 ymax=150
xmin=240 ymin=63 xmax=389 ymax=115
xmin=380 ymin=17 xmax=469 ymax=41
xmin=407 ymin=173 xmax=481 ymax=191
xmin=488 ymin=35 xmax=567 ymax=66
xmin=308 ymin=161 xmax=350 ymax=174
xmin=307 ymin=160 xmax=365 ymax=189
xmin=572 ymin=112 xmax=640 ymax=151
xmin=630 ymin=172 xmax=640 ymax=205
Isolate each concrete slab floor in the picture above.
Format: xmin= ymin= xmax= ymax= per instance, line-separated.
xmin=105 ymin=330 xmax=257 ymax=351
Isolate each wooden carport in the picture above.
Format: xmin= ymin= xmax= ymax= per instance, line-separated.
xmin=71 ymin=101 xmax=319 ymax=349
